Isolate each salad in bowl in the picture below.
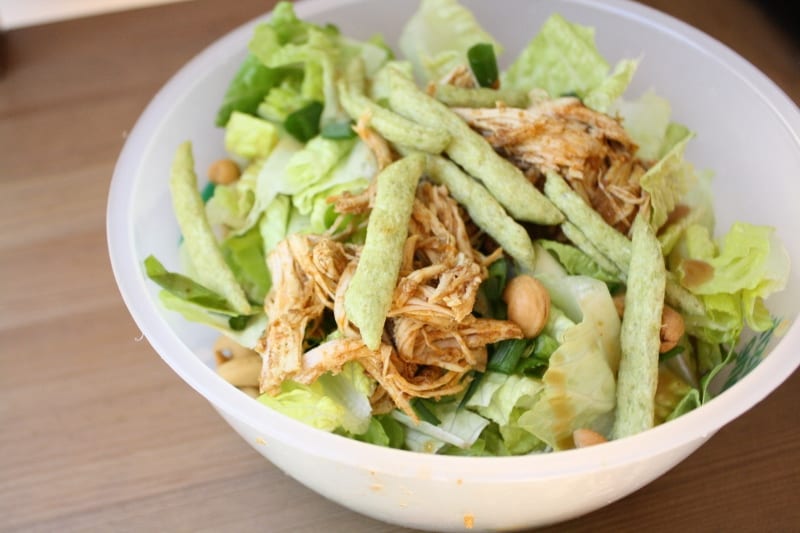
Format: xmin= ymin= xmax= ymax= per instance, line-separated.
xmin=141 ymin=0 xmax=790 ymax=458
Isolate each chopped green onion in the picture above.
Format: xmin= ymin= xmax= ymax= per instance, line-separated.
xmin=467 ymin=43 xmax=499 ymax=88
xmin=488 ymin=338 xmax=536 ymax=374
xmin=457 ymin=371 xmax=485 ymax=409
xmin=516 ymin=334 xmax=558 ymax=376
xmin=321 ymin=120 xmax=356 ymax=139
xmin=477 ymin=257 xmax=508 ymax=319
xmin=411 ymin=398 xmax=441 ymax=425
xmin=659 ymin=344 xmax=685 ymax=363
xmin=284 ymin=101 xmax=323 ymax=142
xmin=228 ymin=314 xmax=251 ymax=331
xmin=200 ymin=182 xmax=216 ymax=203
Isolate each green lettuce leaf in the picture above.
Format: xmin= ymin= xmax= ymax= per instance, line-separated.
xmin=215 ymin=54 xmax=284 ymax=127
xmin=283 ymin=136 xmax=355 ymax=199
xmin=205 ymin=134 xmax=303 ymax=238
xmin=659 ymin=170 xmax=715 ymax=257
xmin=205 ymin=177 xmax=256 ymax=231
xmin=224 ymin=111 xmax=279 ymax=160
xmin=258 ymin=361 xmax=375 ymax=434
xmin=516 ymin=276 xmax=620 ymax=449
xmin=677 ymin=222 xmax=789 ymax=335
xmin=537 ymin=239 xmax=619 ymax=283
xmin=145 ymin=255 xmax=235 ymax=314
xmin=256 ymin=74 xmax=310 ymax=123
xmin=258 ymin=381 xmax=346 ymax=432
xmin=465 ymin=372 xmax=545 ymax=454
xmin=393 ymin=400 xmax=491 ymax=451
xmin=259 ymin=194 xmax=292 ymax=256
xmin=350 ymin=414 xmax=406 ymax=448
xmin=439 ymin=423 xmax=513 ymax=456
xmin=220 ymin=225 xmax=270 ymax=304
xmin=289 ymin=137 xmax=378 ymax=219
xmin=639 ymin=131 xmax=695 ymax=229
xmin=583 ymin=58 xmax=639 ymax=113
xmin=613 ymin=90 xmax=673 ymax=161
xmin=502 ymin=14 xmax=608 ymax=98
xmin=398 ymin=0 xmax=501 ymax=82
xmin=157 ymin=290 xmax=267 ymax=348
xmin=249 ymin=4 xmax=364 ymax=127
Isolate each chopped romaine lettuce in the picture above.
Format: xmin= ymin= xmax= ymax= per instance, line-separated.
xmin=675 ymin=222 xmax=789 ymax=339
xmin=224 ymin=111 xmax=279 ymax=160
xmin=515 ymin=276 xmax=620 ymax=449
xmin=258 ymin=361 xmax=375 ymax=434
xmin=256 ymin=75 xmax=310 ymax=123
xmin=503 ymin=14 xmax=608 ymax=98
xmin=639 ymin=131 xmax=695 ymax=229
xmin=398 ymin=0 xmax=501 ymax=82
xmin=537 ymin=240 xmax=619 ymax=284
xmin=220 ymin=225 xmax=270 ymax=304
xmin=215 ymin=54 xmax=284 ymax=127
xmin=583 ymin=58 xmax=639 ymax=113
xmin=283 ymin=136 xmax=355 ymax=199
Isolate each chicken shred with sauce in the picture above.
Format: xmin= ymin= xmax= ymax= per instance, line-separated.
xmin=256 ymin=181 xmax=523 ymax=420
xmin=453 ymin=96 xmax=650 ymax=234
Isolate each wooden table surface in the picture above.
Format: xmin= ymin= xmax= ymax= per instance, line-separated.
xmin=1 ymin=0 xmax=798 ymax=531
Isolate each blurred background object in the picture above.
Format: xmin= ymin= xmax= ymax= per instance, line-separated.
xmin=0 ymin=0 xmax=189 ymax=29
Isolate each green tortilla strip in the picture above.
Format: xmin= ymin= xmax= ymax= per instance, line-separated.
xmin=432 ymin=84 xmax=530 ymax=109
xmin=560 ymin=221 xmax=625 ymax=280
xmin=344 ymin=154 xmax=425 ymax=350
xmin=388 ymin=67 xmax=563 ymax=225
xmin=545 ymin=171 xmax=703 ymax=315
xmin=426 ymin=155 xmax=537 ymax=272
xmin=338 ymin=60 xmax=451 ymax=154
xmin=612 ymin=213 xmax=666 ymax=439
xmin=169 ymin=142 xmax=251 ymax=315
xmin=544 ymin=170 xmax=630 ymax=272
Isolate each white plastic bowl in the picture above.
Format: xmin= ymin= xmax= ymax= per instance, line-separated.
xmin=107 ymin=0 xmax=800 ymax=530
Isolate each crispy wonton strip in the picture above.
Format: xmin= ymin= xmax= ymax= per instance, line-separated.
xmin=387 ymin=67 xmax=563 ymax=225
xmin=432 ymin=84 xmax=530 ymax=108
xmin=338 ymin=59 xmax=451 ymax=154
xmin=545 ymin=171 xmax=703 ymax=315
xmin=612 ymin=213 xmax=666 ymax=439
xmin=169 ymin=142 xmax=251 ymax=315
xmin=561 ymin=221 xmax=625 ymax=280
xmin=426 ymin=154 xmax=537 ymax=272
xmin=544 ymin=170 xmax=632 ymax=272
xmin=345 ymin=154 xmax=425 ymax=350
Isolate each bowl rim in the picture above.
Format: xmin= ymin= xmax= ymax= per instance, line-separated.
xmin=107 ymin=0 xmax=800 ymax=479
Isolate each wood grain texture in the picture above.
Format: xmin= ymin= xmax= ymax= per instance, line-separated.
xmin=1 ymin=1 xmax=797 ymax=531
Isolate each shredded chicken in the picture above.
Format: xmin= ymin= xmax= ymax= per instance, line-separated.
xmin=453 ymin=97 xmax=650 ymax=233
xmin=257 ymin=182 xmax=523 ymax=419
xmin=328 ymin=113 xmax=394 ymax=220
xmin=436 ymin=64 xmax=477 ymax=89
xmin=354 ymin=109 xmax=395 ymax=171
xmin=257 ymin=235 xmax=360 ymax=392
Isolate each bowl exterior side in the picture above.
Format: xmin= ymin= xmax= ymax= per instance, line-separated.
xmin=217 ymin=408 xmax=709 ymax=531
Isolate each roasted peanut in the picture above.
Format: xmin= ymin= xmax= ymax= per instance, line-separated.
xmin=573 ymin=428 xmax=608 ymax=448
xmin=216 ymin=354 xmax=261 ymax=387
xmin=238 ymin=386 xmax=261 ymax=398
xmin=207 ymin=158 xmax=240 ymax=185
xmin=613 ymin=296 xmax=685 ymax=353
xmin=214 ymin=335 xmax=258 ymax=365
xmin=659 ymin=305 xmax=685 ymax=353
xmin=612 ymin=293 xmax=625 ymax=318
xmin=502 ymin=274 xmax=550 ymax=338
